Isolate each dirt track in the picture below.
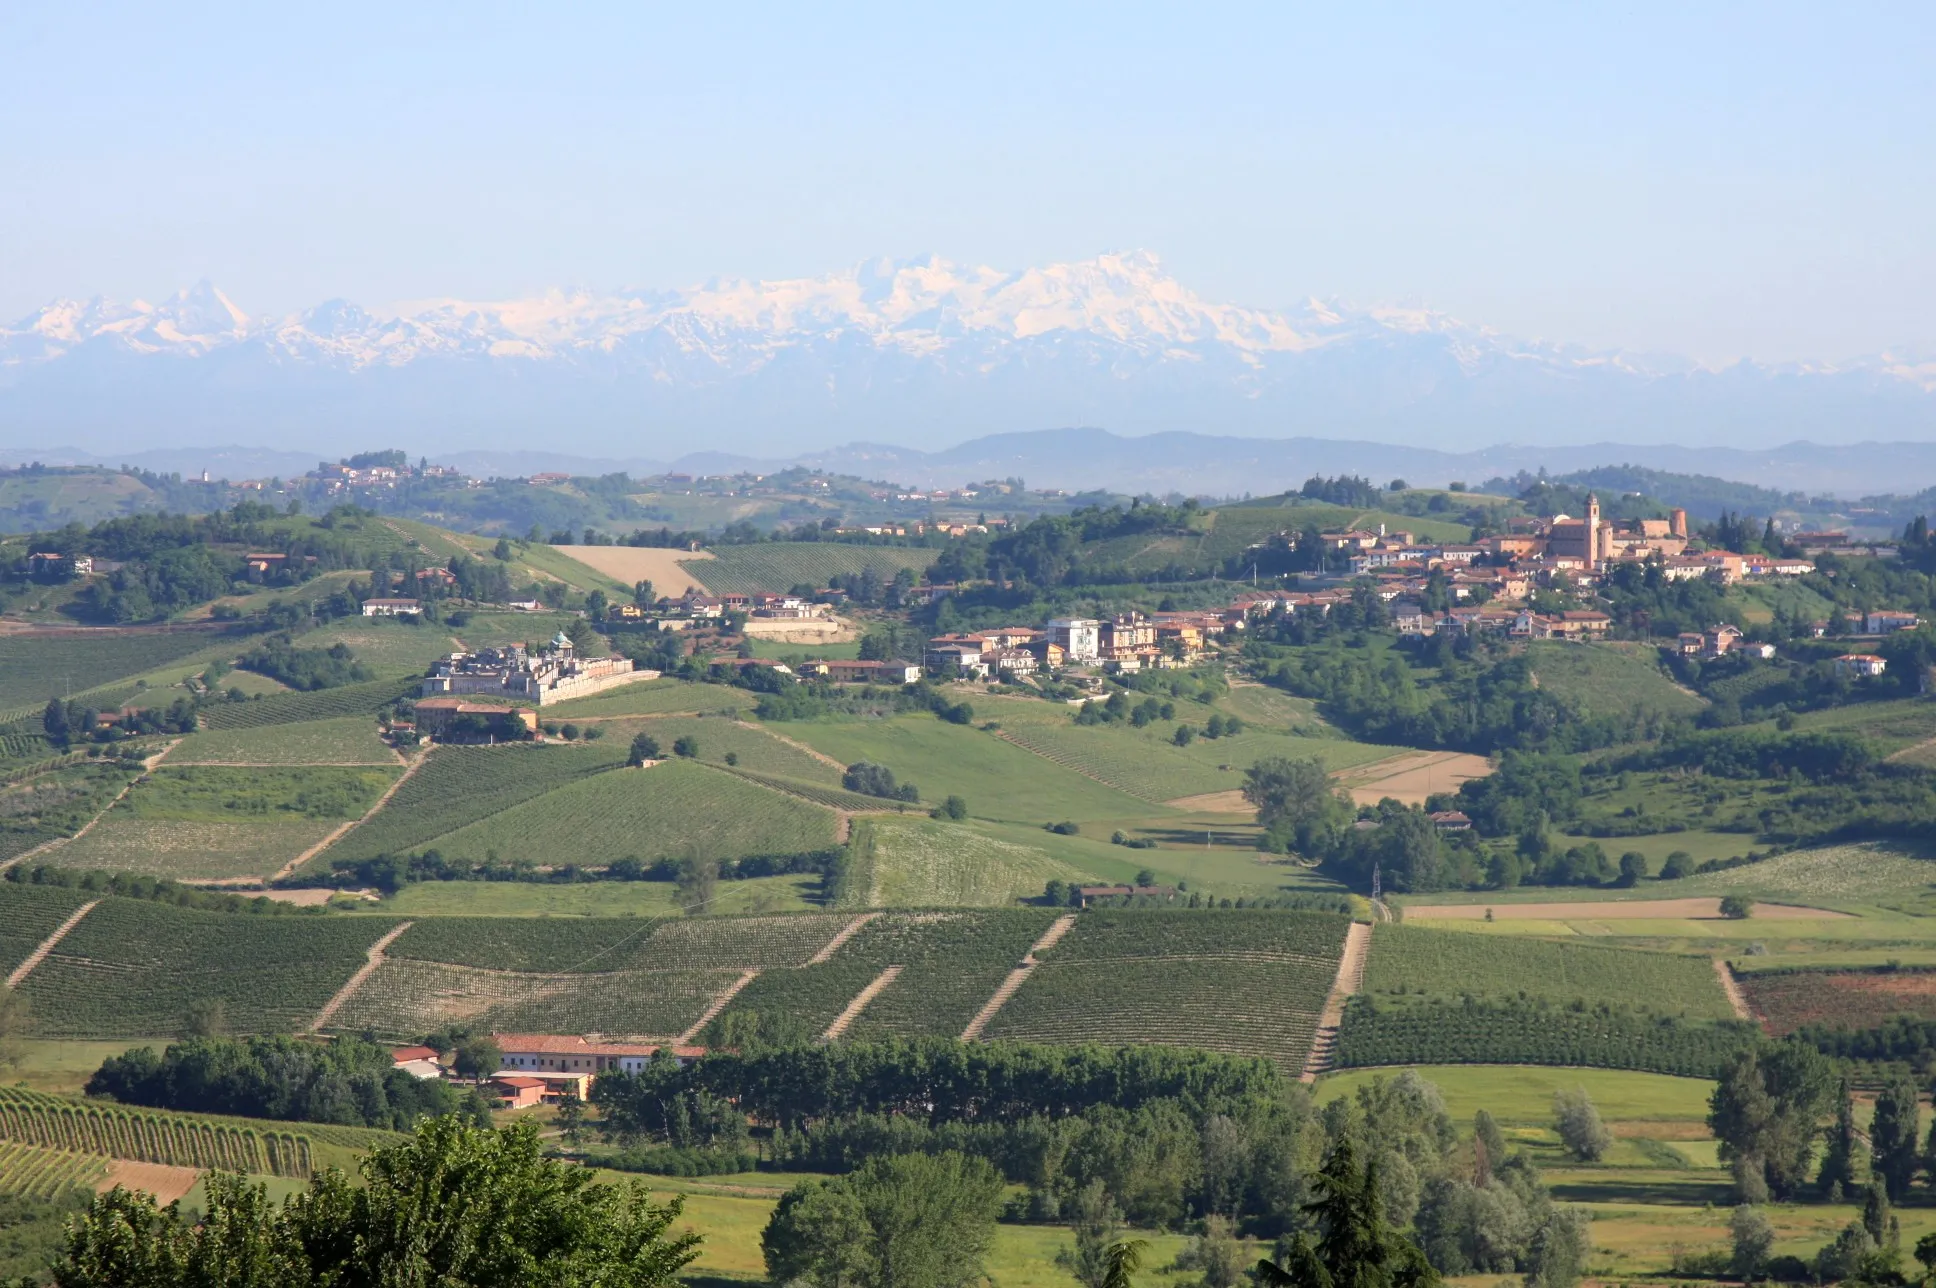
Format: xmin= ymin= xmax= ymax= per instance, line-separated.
xmin=1406 ymin=897 xmax=1848 ymax=921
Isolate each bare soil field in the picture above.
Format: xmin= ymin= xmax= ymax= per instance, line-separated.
xmin=100 ymin=1160 xmax=201 ymax=1203
xmin=548 ymin=546 xmax=715 ymax=596
xmin=1335 ymin=751 xmax=1492 ymax=805
xmin=1406 ymin=897 xmax=1847 ymax=921
xmin=1740 ymin=970 xmax=1936 ymax=1035
xmin=1163 ymin=789 xmax=1252 ymax=814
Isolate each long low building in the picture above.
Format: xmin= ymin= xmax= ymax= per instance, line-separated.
xmin=421 ymin=631 xmax=657 ymax=705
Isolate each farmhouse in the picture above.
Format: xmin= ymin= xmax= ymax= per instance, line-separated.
xmin=361 ymin=597 xmax=422 ymax=617
xmin=422 ymin=631 xmax=650 ymax=705
xmin=1834 ymin=653 xmax=1888 ymax=678
xmin=821 ymin=659 xmax=922 ymax=684
xmin=1865 ymin=609 xmax=1922 ymax=634
xmin=493 ymin=1034 xmax=707 ymax=1077
xmin=412 ymin=698 xmax=540 ymax=742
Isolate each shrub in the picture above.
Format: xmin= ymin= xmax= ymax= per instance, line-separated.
xmin=932 ymin=795 xmax=968 ymax=821
xmin=1552 ymin=1087 xmax=1611 ymax=1161
xmin=1045 ymin=821 xmax=1079 ymax=836
xmin=672 ymin=736 xmax=699 ymax=758
xmin=1720 ymin=895 xmax=1754 ymax=919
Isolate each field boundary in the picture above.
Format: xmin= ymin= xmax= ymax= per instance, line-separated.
xmin=679 ymin=970 xmax=760 ymax=1042
xmin=1302 ymin=920 xmax=1370 ymax=1083
xmin=822 ymin=966 xmax=903 ymax=1041
xmin=808 ymin=912 xmax=880 ymax=965
xmin=276 ymin=746 xmax=433 ymax=880
xmin=960 ymin=914 xmax=1076 ymax=1041
xmin=1715 ymin=959 xmax=1753 ymax=1022
xmin=740 ymin=723 xmax=847 ymax=772
xmin=6 ymin=899 xmax=100 ymax=988
xmin=308 ymin=921 xmax=414 ymax=1032
xmin=990 ymin=729 xmax=1169 ymax=804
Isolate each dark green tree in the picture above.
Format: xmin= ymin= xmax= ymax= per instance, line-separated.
xmin=1872 ymin=1072 xmax=1922 ymax=1202
xmin=1254 ymin=1137 xmax=1440 ymax=1288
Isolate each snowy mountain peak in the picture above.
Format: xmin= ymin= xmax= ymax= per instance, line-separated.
xmin=2 ymin=252 xmax=1933 ymax=456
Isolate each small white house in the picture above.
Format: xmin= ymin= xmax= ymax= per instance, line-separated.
xmin=1834 ymin=653 xmax=1888 ymax=678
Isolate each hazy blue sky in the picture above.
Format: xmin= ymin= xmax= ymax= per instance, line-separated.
xmin=3 ymin=2 xmax=1931 ymax=364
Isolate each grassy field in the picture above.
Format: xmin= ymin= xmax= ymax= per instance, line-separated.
xmin=596 ymin=716 xmax=840 ymax=784
xmin=1790 ymin=697 xmax=1936 ymax=754
xmin=986 ymin=909 xmax=1349 ymax=1069
xmin=412 ymin=760 xmax=838 ymax=871
xmin=686 ymin=545 xmax=937 ymax=595
xmin=1523 ymin=641 xmax=1706 ymax=720
xmin=541 ymin=680 xmax=755 ymax=719
xmin=1315 ymin=1063 xmax=1716 ymax=1122
xmin=292 ymin=621 xmax=461 ymax=678
xmin=15 ymin=897 xmax=396 ymax=1037
xmin=0 ymin=763 xmax=141 ymax=864
xmin=1359 ymin=923 xmax=1735 ymax=1019
xmin=785 ymin=715 xmax=1161 ymax=825
xmin=52 ymin=764 xmax=399 ymax=879
xmin=169 ymin=716 xmax=400 ymax=765
xmin=841 ymin=816 xmax=1089 ymax=908
xmin=312 ymin=743 xmax=628 ymax=868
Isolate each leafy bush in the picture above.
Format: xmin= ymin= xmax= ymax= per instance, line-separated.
xmin=842 ymin=761 xmax=919 ymax=803
xmin=237 ymin=634 xmax=375 ymax=691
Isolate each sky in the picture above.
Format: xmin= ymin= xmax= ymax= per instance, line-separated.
xmin=2 ymin=2 xmax=1933 ymax=366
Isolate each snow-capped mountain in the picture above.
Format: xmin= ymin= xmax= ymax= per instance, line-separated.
xmin=3 ymin=252 xmax=1933 ymax=456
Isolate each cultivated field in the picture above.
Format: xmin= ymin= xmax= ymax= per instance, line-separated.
xmin=690 ymin=545 xmax=938 ymax=595
xmin=547 ymin=546 xmax=716 ymax=597
xmin=0 ymin=1139 xmax=110 ymax=1198
xmin=842 ymin=816 xmax=1088 ymax=908
xmin=985 ymin=909 xmax=1349 ymax=1068
xmin=313 ymin=743 xmax=628 ymax=868
xmin=199 ymin=677 xmax=419 ymax=730
xmin=0 ymin=883 xmax=96 ymax=976
xmin=412 ymin=760 xmax=837 ymax=871
xmin=15 ymin=898 xmax=397 ymax=1037
xmin=599 ymin=717 xmax=841 ymax=785
xmin=0 ymin=1087 xmax=317 ymax=1177
xmin=169 ymin=717 xmax=401 ymax=766
xmin=1360 ymin=923 xmax=1736 ymax=1019
xmin=0 ymin=629 xmax=231 ymax=717
xmin=291 ymin=622 xmax=460 ymax=678
xmin=328 ymin=958 xmax=745 ymax=1039
xmin=1737 ymin=968 xmax=1936 ymax=1035
xmin=541 ymin=681 xmax=755 ymax=718
xmin=1523 ymin=641 xmax=1706 ymax=720
xmin=1676 ymin=842 xmax=1936 ymax=908
xmin=386 ymin=911 xmax=853 ymax=974
xmin=0 ymin=765 xmax=140 ymax=864
xmin=52 ymin=764 xmax=399 ymax=880
xmin=1336 ymin=750 xmax=1493 ymax=806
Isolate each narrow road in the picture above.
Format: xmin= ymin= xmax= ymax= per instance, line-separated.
xmin=680 ymin=970 xmax=760 ymax=1043
xmin=274 ymin=746 xmax=432 ymax=881
xmin=1302 ymin=921 xmax=1373 ymax=1083
xmin=308 ymin=921 xmax=414 ymax=1032
xmin=1 ymin=739 xmax=180 ymax=872
xmin=822 ymin=966 xmax=903 ymax=1041
xmin=1714 ymin=959 xmax=1754 ymax=1021
xmin=6 ymin=900 xmax=100 ymax=988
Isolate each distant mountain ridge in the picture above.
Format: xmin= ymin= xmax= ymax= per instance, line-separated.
xmin=14 ymin=429 xmax=1936 ymax=502
xmin=4 ymin=252 xmax=1935 ymax=456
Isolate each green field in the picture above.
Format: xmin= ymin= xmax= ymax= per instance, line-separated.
xmin=1315 ymin=1063 xmax=1716 ymax=1123
xmin=14 ymin=897 xmax=397 ymax=1037
xmin=1360 ymin=922 xmax=1734 ymax=1019
xmin=0 ymin=764 xmax=141 ymax=864
xmin=842 ymin=816 xmax=1089 ymax=908
xmin=685 ymin=545 xmax=938 ymax=594
xmin=292 ymin=621 xmax=461 ymax=678
xmin=51 ymin=764 xmax=399 ymax=879
xmin=410 ymin=760 xmax=838 ymax=871
xmin=1523 ymin=641 xmax=1706 ymax=720
xmin=0 ymin=1139 xmax=109 ymax=1198
xmin=986 ymin=909 xmax=1349 ymax=1068
xmin=0 ymin=629 xmax=236 ymax=717
xmin=313 ymin=743 xmax=628 ymax=868
xmin=996 ymin=718 xmax=1392 ymax=803
xmin=169 ymin=716 xmax=401 ymax=766
xmin=599 ymin=716 xmax=841 ymax=784
xmin=786 ymin=715 xmax=1159 ymax=825
xmin=0 ymin=1086 xmax=317 ymax=1177
xmin=541 ymin=680 xmax=754 ymax=718
xmin=1791 ymin=697 xmax=1936 ymax=754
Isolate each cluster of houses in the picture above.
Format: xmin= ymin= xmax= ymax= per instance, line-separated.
xmin=389 ymin=1035 xmax=708 ymax=1108
xmin=1317 ymin=496 xmax=1817 ymax=598
xmin=926 ymin=611 xmax=1237 ymax=677
xmin=625 ymin=590 xmax=834 ymax=629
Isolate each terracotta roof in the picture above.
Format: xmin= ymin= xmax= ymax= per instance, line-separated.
xmin=491 ymin=1033 xmax=708 ymax=1059
xmin=491 ymin=1076 xmax=548 ymax=1089
xmin=391 ymin=1045 xmax=439 ymax=1063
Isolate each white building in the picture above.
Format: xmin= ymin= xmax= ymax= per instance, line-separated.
xmin=1047 ymin=618 xmax=1101 ymax=662
xmin=362 ymin=598 xmax=422 ymax=617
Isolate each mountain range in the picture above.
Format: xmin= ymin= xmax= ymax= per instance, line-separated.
xmin=5 ymin=252 xmax=1936 ymax=459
